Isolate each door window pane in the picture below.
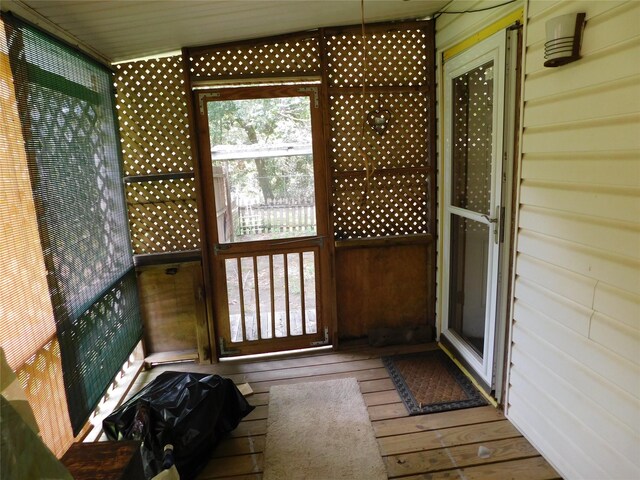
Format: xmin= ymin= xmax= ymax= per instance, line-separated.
xmin=448 ymin=215 xmax=489 ymax=356
xmin=208 ymin=97 xmax=317 ymax=243
xmin=451 ymin=61 xmax=494 ymax=215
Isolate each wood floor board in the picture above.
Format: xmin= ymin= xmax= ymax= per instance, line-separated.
xmin=197 ymin=453 xmax=263 ymax=478
xmin=245 ymin=392 xmax=269 ymax=406
xmin=211 ymin=436 xmax=266 ymax=458
xmin=363 ymin=389 xmax=402 ymax=406
xmin=189 ymin=358 xmax=384 ymax=386
xmin=213 ymin=342 xmax=434 ymax=375
xmin=384 ymin=436 xmax=539 ymax=477
xmin=243 ymin=405 xmax=268 ymax=421
xmin=368 ymin=402 xmax=409 ymax=421
xmin=373 ymin=405 xmax=505 ymax=437
xmin=127 ymin=344 xmax=559 ymax=480
xmin=398 ymin=455 xmax=562 ymax=480
xmin=237 ymin=358 xmax=385 ymax=383
xmin=230 ymin=419 xmax=267 ymax=438
xmin=377 ymin=419 xmax=521 ymax=456
xmin=359 ymin=377 xmax=396 ymax=393
xmin=140 ymin=343 xmax=434 ymax=384
xmin=132 ymin=359 xmax=388 ymax=393
xmin=247 ymin=366 xmax=391 ymax=393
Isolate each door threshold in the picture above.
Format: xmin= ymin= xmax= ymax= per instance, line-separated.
xmin=438 ymin=341 xmax=498 ymax=408
xmin=219 ymin=345 xmax=333 ymax=363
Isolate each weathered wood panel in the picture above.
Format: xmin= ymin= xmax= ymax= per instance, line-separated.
xmin=136 ymin=261 xmax=204 ymax=356
xmin=335 ymin=241 xmax=435 ymax=339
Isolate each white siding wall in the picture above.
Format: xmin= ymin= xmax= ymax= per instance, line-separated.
xmin=508 ymin=1 xmax=640 ymax=478
xmin=436 ymin=1 xmax=640 ymax=479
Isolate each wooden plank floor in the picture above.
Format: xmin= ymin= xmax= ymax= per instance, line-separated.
xmin=129 ymin=343 xmax=561 ymax=480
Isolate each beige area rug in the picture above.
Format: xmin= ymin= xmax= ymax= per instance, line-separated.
xmin=263 ymin=378 xmax=387 ymax=480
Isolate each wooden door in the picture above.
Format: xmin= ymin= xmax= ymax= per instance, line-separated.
xmin=195 ymin=85 xmax=332 ymax=357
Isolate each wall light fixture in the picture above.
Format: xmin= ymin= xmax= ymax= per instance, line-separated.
xmin=544 ymin=12 xmax=586 ymax=67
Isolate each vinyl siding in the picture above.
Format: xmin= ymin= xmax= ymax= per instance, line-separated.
xmin=508 ymin=1 xmax=640 ymax=479
xmin=436 ymin=1 xmax=640 ymax=478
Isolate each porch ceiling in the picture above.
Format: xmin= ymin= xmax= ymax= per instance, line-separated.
xmin=3 ymin=0 xmax=449 ymax=63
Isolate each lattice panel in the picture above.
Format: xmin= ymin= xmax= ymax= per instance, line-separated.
xmin=332 ymin=171 xmax=430 ymax=239
xmin=16 ymin=337 xmax=74 ymax=458
xmin=58 ymin=269 xmax=142 ymax=432
xmin=329 ymin=92 xmax=429 ymax=173
xmin=325 ymin=27 xmax=428 ymax=88
xmin=189 ymin=34 xmax=320 ymax=79
xmin=115 ymin=56 xmax=193 ymax=176
xmin=23 ymin=83 xmax=133 ymax=321
xmin=126 ymin=178 xmax=200 ymax=254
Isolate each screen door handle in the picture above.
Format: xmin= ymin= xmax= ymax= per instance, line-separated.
xmin=482 ymin=206 xmax=500 ymax=243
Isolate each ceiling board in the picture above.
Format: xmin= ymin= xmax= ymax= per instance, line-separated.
xmin=4 ymin=0 xmax=449 ymax=62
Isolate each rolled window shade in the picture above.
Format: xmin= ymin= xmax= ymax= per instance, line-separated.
xmin=0 ymin=18 xmax=57 ymax=371
xmin=0 ymin=16 xmax=75 ymax=457
xmin=3 ymin=14 xmax=142 ymax=434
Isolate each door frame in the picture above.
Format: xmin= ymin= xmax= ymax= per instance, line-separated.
xmin=193 ymin=84 xmax=333 ymax=358
xmin=439 ymin=26 xmax=519 ymax=394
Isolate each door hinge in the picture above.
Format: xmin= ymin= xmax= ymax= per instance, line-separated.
xmin=499 ymin=205 xmax=506 ymax=244
xmin=214 ymin=243 xmax=231 ymax=253
xmin=310 ymin=327 xmax=330 ymax=346
xmin=198 ymin=92 xmax=221 ymax=115
xmin=218 ymin=337 xmax=241 ymax=356
xmin=298 ymin=87 xmax=319 ymax=108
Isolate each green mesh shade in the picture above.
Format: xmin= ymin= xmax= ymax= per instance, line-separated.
xmin=3 ymin=15 xmax=142 ymax=434
xmin=58 ymin=270 xmax=141 ymax=430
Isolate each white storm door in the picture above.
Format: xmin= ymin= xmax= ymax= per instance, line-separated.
xmin=442 ymin=30 xmax=507 ymax=386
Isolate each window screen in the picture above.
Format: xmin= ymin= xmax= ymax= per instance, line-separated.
xmin=3 ymin=15 xmax=142 ymax=434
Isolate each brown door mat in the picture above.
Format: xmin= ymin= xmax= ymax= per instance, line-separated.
xmin=383 ymin=349 xmax=487 ymax=415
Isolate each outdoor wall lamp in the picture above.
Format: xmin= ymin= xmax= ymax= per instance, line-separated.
xmin=544 ymin=12 xmax=586 ymax=67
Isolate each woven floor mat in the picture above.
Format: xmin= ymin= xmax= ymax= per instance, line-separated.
xmin=383 ymin=349 xmax=487 ymax=415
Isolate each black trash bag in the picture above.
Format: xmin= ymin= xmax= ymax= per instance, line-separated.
xmin=103 ymin=371 xmax=254 ymax=480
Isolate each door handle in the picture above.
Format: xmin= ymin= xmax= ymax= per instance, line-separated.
xmin=481 ymin=207 xmax=501 ymax=244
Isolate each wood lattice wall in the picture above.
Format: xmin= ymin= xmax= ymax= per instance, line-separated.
xmin=189 ymin=32 xmax=321 ymax=80
xmin=115 ymin=22 xmax=434 ymax=254
xmin=185 ymin=22 xmax=435 ymax=242
xmin=325 ymin=23 xmax=434 ymax=239
xmin=114 ymin=56 xmax=200 ymax=254
xmin=114 ymin=22 xmax=435 ymax=341
xmin=183 ymin=21 xmax=437 ymax=338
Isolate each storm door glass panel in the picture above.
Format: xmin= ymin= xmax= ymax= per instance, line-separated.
xmin=448 ymin=216 xmax=489 ymax=355
xmin=448 ymin=59 xmax=496 ymax=359
xmin=208 ymin=97 xmax=317 ymax=243
xmin=451 ymin=60 xmax=494 ymax=215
